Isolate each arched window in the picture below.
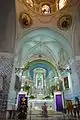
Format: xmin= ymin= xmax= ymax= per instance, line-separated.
xmin=42 ymin=4 xmax=51 ymax=14
xmin=25 ymin=0 xmax=33 ymax=7
xmin=59 ymin=0 xmax=67 ymax=10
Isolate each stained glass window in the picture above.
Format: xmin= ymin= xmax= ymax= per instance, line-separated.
xmin=59 ymin=0 xmax=67 ymax=10
xmin=26 ymin=0 xmax=33 ymax=7
xmin=42 ymin=4 xmax=51 ymax=14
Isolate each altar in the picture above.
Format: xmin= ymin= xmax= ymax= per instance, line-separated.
xmin=28 ymin=91 xmax=64 ymax=112
xmin=28 ymin=99 xmax=55 ymax=111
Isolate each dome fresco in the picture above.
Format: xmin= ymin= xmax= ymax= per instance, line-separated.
xmin=20 ymin=0 xmax=71 ymax=14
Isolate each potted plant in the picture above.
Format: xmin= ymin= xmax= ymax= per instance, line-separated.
xmin=24 ymin=84 xmax=30 ymax=93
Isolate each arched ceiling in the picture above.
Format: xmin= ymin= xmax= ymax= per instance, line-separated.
xmin=15 ymin=28 xmax=73 ymax=70
xmin=25 ymin=59 xmax=57 ymax=79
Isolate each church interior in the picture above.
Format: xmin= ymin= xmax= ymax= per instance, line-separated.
xmin=0 ymin=0 xmax=80 ymax=119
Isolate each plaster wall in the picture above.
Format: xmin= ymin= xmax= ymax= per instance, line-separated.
xmin=0 ymin=0 xmax=16 ymax=53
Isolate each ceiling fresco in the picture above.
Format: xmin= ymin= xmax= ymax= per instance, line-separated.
xmin=16 ymin=28 xmax=73 ymax=65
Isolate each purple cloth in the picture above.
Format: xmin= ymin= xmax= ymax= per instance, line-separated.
xmin=56 ymin=94 xmax=63 ymax=111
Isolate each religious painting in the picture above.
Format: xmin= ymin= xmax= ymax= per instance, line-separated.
xmin=57 ymin=14 xmax=72 ymax=30
xmin=19 ymin=12 xmax=32 ymax=28
xmin=64 ymin=77 xmax=69 ymax=89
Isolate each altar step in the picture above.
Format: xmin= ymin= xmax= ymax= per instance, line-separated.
xmin=27 ymin=114 xmax=80 ymax=120
xmin=27 ymin=110 xmax=80 ymax=120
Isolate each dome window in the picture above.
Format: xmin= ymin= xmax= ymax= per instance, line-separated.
xmin=41 ymin=4 xmax=51 ymax=14
xmin=59 ymin=0 xmax=67 ymax=10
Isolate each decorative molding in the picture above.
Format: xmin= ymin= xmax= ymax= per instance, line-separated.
xmin=37 ymin=14 xmax=54 ymax=23
xmin=0 ymin=52 xmax=14 ymax=58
